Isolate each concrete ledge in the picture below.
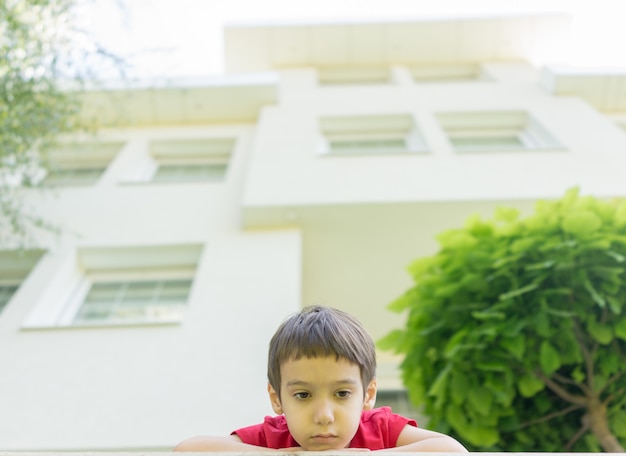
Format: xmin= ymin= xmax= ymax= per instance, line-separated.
xmin=3 ymin=453 xmax=624 ymax=456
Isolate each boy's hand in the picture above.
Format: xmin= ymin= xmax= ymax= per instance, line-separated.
xmin=278 ymin=448 xmax=370 ymax=452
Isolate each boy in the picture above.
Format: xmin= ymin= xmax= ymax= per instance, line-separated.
xmin=175 ymin=306 xmax=467 ymax=452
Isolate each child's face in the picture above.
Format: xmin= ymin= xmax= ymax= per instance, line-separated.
xmin=268 ymin=355 xmax=376 ymax=451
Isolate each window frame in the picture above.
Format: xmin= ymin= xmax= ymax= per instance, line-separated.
xmin=319 ymin=114 xmax=428 ymax=156
xmin=0 ymin=250 xmax=45 ymax=315
xmin=21 ymin=244 xmax=203 ymax=329
xmin=317 ymin=66 xmax=393 ymax=86
xmin=141 ymin=138 xmax=235 ymax=184
xmin=410 ymin=63 xmax=490 ymax=83
xmin=62 ymin=268 xmax=196 ymax=327
xmin=42 ymin=141 xmax=123 ymax=187
xmin=437 ymin=111 xmax=563 ymax=153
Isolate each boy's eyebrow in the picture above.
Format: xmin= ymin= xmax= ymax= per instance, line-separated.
xmin=285 ymin=378 xmax=360 ymax=387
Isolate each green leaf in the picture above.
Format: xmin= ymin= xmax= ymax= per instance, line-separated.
xmin=610 ymin=411 xmax=626 ymax=438
xmin=606 ymin=295 xmax=623 ymax=314
xmin=561 ymin=210 xmax=602 ymax=236
xmin=475 ymin=361 xmax=507 ymax=372
xmin=518 ymin=374 xmax=545 ymax=397
xmin=588 ymin=319 xmax=613 ymax=345
xmin=460 ymin=425 xmax=500 ymax=447
xmin=443 ymin=329 xmax=468 ymax=359
xmin=614 ymin=317 xmax=626 ymax=341
xmin=605 ymin=250 xmax=626 ymax=262
xmin=436 ymin=229 xmax=478 ymax=250
xmin=445 ymin=403 xmax=467 ymax=430
xmin=449 ymin=372 xmax=468 ymax=406
xmin=428 ymin=363 xmax=452 ymax=398
xmin=583 ymin=434 xmax=602 ymax=452
xmin=539 ymin=341 xmax=561 ymax=375
xmin=387 ymin=292 xmax=412 ymax=312
xmin=376 ymin=329 xmax=405 ymax=351
xmin=499 ymin=282 xmax=538 ymax=301
xmin=501 ymin=335 xmax=525 ymax=360
xmin=494 ymin=206 xmax=520 ymax=222
xmin=571 ymin=366 xmax=585 ymax=383
xmin=471 ymin=310 xmax=506 ymax=320
xmin=533 ymin=312 xmax=551 ymax=337
xmin=468 ymin=386 xmax=493 ymax=416
xmin=583 ymin=278 xmax=606 ymax=308
xmin=524 ymin=260 xmax=556 ymax=271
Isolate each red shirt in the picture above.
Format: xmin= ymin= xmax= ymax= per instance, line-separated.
xmin=232 ymin=406 xmax=417 ymax=450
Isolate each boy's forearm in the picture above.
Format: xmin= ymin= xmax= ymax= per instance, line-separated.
xmin=174 ymin=435 xmax=270 ymax=452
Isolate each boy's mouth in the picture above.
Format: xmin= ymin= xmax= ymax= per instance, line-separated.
xmin=312 ymin=433 xmax=338 ymax=440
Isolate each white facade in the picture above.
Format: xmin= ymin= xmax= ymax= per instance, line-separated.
xmin=2 ymin=13 xmax=626 ymax=451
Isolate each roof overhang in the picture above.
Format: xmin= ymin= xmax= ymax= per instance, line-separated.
xmin=224 ymin=13 xmax=571 ymax=72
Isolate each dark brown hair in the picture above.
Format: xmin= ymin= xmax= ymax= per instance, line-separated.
xmin=267 ymin=306 xmax=376 ymax=397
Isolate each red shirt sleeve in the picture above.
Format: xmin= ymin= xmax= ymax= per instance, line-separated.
xmin=232 ymin=415 xmax=299 ymax=449
xmin=349 ymin=406 xmax=418 ymax=450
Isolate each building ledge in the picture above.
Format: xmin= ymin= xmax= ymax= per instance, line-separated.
xmin=78 ymin=73 xmax=279 ymax=127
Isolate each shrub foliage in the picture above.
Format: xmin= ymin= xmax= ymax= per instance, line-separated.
xmin=380 ymin=189 xmax=626 ymax=452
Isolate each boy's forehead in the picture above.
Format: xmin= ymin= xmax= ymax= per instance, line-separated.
xmin=280 ymin=355 xmax=363 ymax=382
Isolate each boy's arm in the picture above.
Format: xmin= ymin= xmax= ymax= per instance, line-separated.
xmin=174 ymin=434 xmax=282 ymax=452
xmin=380 ymin=424 xmax=468 ymax=453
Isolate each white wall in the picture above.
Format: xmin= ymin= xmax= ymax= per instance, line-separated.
xmin=242 ymin=64 xmax=626 ymax=211
xmin=0 ymin=124 xmax=301 ymax=450
xmin=4 ymin=60 xmax=626 ymax=451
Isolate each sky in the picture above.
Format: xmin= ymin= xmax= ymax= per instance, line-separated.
xmin=83 ymin=0 xmax=626 ymax=80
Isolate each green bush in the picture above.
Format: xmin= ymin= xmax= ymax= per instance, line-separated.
xmin=380 ymin=188 xmax=626 ymax=452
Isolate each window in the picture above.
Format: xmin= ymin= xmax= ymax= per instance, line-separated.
xmin=319 ymin=115 xmax=427 ymax=155
xmin=73 ymin=279 xmax=192 ymax=325
xmin=0 ymin=285 xmax=19 ymax=313
xmin=376 ymin=390 xmax=425 ymax=423
xmin=410 ymin=63 xmax=488 ymax=83
xmin=147 ymin=138 xmax=234 ymax=183
xmin=42 ymin=141 xmax=122 ymax=186
xmin=437 ymin=111 xmax=562 ymax=152
xmin=318 ymin=66 xmax=392 ymax=85
xmin=59 ymin=244 xmax=202 ymax=327
xmin=0 ymin=250 xmax=44 ymax=314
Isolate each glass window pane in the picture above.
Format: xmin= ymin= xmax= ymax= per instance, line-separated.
xmin=153 ymin=164 xmax=227 ymax=183
xmin=451 ymin=135 xmax=524 ymax=151
xmin=44 ymin=167 xmax=105 ymax=186
xmin=0 ymin=285 xmax=19 ymax=313
xmin=330 ymin=139 xmax=406 ymax=155
xmin=73 ymin=279 xmax=192 ymax=325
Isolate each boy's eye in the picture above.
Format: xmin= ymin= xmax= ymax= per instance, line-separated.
xmin=294 ymin=392 xmax=310 ymax=400
xmin=336 ymin=390 xmax=352 ymax=399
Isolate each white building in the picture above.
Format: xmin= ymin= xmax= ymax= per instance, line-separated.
xmin=2 ymin=13 xmax=626 ymax=451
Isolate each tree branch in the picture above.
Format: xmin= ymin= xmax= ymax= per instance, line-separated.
xmin=517 ymin=404 xmax=583 ymax=429
xmin=565 ymin=415 xmax=591 ymax=451
xmin=536 ymin=371 xmax=588 ymax=406
xmin=602 ymin=388 xmax=624 ymax=407
xmin=573 ymin=319 xmax=595 ymax=392
xmin=598 ymin=372 xmax=624 ymax=398
xmin=553 ymin=372 xmax=592 ymax=395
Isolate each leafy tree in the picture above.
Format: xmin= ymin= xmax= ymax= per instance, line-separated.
xmin=0 ymin=0 xmax=122 ymax=247
xmin=380 ymin=188 xmax=626 ymax=452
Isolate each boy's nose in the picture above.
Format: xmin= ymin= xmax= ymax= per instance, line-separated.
xmin=313 ymin=399 xmax=335 ymax=425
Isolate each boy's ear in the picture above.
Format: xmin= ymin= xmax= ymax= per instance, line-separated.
xmin=267 ymin=383 xmax=283 ymax=415
xmin=363 ymin=378 xmax=377 ymax=410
